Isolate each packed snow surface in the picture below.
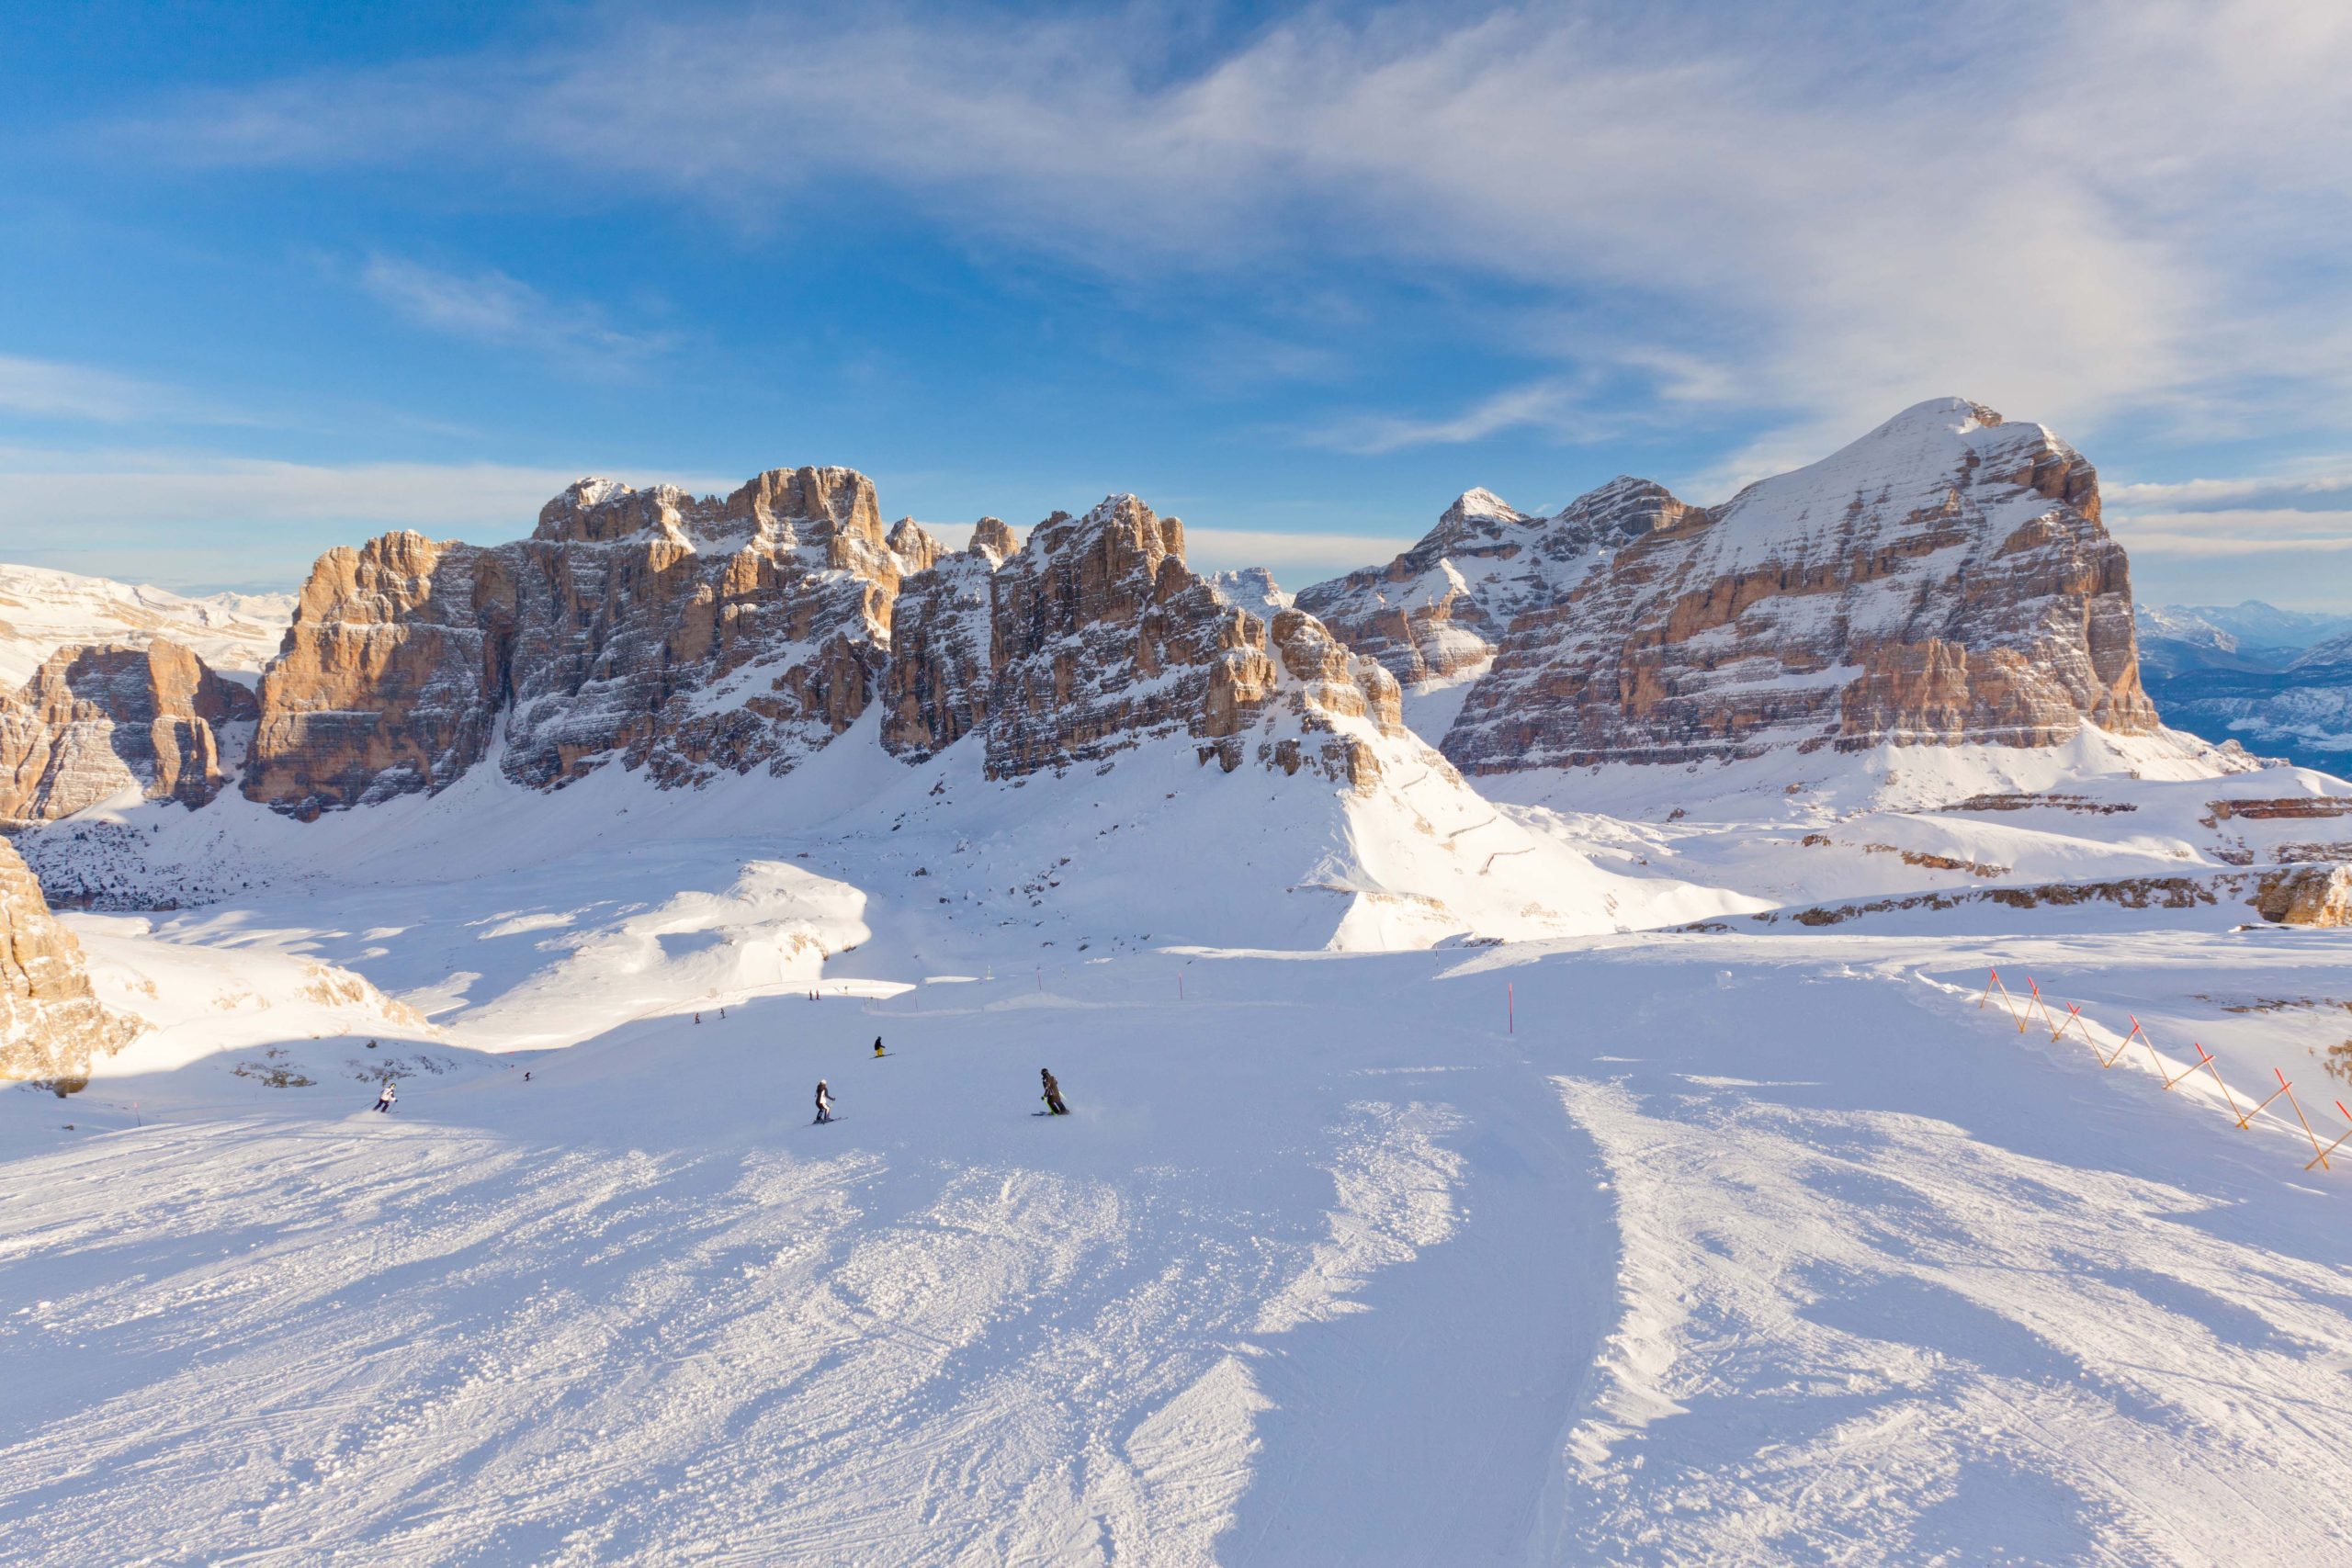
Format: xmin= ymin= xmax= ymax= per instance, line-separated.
xmin=8 ymin=924 xmax=2352 ymax=1563
xmin=0 ymin=563 xmax=292 ymax=687
xmin=6 ymin=592 xmax=2352 ymax=1559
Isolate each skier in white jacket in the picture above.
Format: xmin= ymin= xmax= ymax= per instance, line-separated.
xmin=373 ymin=1081 xmax=396 ymax=1114
xmin=814 ymin=1079 xmax=835 ymax=1124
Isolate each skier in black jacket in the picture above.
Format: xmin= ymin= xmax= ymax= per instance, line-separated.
xmin=1040 ymin=1067 xmax=1069 ymax=1116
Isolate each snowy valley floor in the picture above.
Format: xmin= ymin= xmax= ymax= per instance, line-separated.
xmin=7 ymin=931 xmax=2352 ymax=1564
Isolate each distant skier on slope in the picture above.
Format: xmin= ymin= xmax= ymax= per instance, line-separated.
xmin=814 ymin=1079 xmax=835 ymax=1124
xmin=373 ymin=1081 xmax=396 ymax=1114
xmin=874 ymin=1036 xmax=886 ymax=1058
xmin=1040 ymin=1067 xmax=1069 ymax=1116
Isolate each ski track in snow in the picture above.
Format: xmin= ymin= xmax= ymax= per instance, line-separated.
xmin=8 ymin=938 xmax=2352 ymax=1562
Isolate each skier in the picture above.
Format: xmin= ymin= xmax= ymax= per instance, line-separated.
xmin=873 ymin=1036 xmax=886 ymax=1059
xmin=1040 ymin=1067 xmax=1069 ymax=1116
xmin=814 ymin=1079 xmax=835 ymax=1124
xmin=373 ymin=1080 xmax=397 ymax=1114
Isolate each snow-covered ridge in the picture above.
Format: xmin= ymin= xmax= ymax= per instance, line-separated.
xmin=0 ymin=563 xmax=291 ymax=689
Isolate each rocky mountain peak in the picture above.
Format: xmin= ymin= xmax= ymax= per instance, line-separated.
xmin=0 ymin=833 xmax=139 ymax=1080
xmin=1441 ymin=398 xmax=2156 ymax=771
xmin=1 ymin=639 xmax=256 ymax=822
xmin=887 ymin=518 xmax=946 ymax=574
xmin=969 ymin=516 xmax=1020 ymax=563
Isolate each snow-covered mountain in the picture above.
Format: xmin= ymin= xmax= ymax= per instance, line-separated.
xmin=0 ymin=564 xmax=291 ymax=689
xmin=1306 ymin=399 xmax=2154 ymax=776
xmin=12 ymin=401 xmax=2352 ymax=1566
xmin=2133 ymin=602 xmax=2352 ymax=769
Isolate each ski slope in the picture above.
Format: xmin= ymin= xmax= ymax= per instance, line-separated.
xmin=7 ymin=926 xmax=2352 ymax=1564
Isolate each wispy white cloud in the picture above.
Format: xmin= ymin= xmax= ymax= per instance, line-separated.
xmin=2107 ymin=471 xmax=2352 ymax=509
xmin=357 ymin=255 xmax=675 ymax=365
xmin=0 ymin=353 xmax=243 ymax=424
xmin=0 ymin=444 xmax=742 ymax=581
xmin=101 ymin=1 xmax=2352 ymax=456
xmin=1302 ymin=378 xmax=1599 ymax=456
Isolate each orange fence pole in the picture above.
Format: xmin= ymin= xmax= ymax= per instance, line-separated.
xmin=2051 ymin=1002 xmax=2097 ymax=1049
xmin=2192 ymin=1044 xmax=2248 ymax=1124
xmin=2099 ymin=1017 xmax=2150 ymax=1070
xmin=2306 ymin=1101 xmax=2352 ymax=1173
xmin=1979 ymin=968 xmax=2027 ymax=1032
xmin=2278 ymin=1071 xmax=2329 ymax=1169
xmin=2025 ymin=977 xmax=2060 ymax=1036
xmin=2235 ymin=1075 xmax=2291 ymax=1130
xmin=2161 ymin=1043 xmax=2211 ymax=1091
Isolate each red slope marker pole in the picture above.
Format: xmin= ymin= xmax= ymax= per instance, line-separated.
xmin=2235 ymin=1072 xmax=2292 ymax=1130
xmin=2098 ymin=1017 xmax=2148 ymax=1070
xmin=2305 ymin=1101 xmax=2352 ymax=1173
xmin=1980 ymin=968 xmax=2027 ymax=1032
xmin=2278 ymin=1071 xmax=2329 ymax=1169
xmin=2026 ymin=977 xmax=2060 ymax=1036
xmin=2193 ymin=1044 xmax=2248 ymax=1124
xmin=2162 ymin=1043 xmax=2211 ymax=1091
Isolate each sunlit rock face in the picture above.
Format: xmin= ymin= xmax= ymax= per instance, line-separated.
xmin=0 ymin=640 xmax=256 ymax=821
xmin=246 ymin=468 xmax=926 ymax=816
xmin=0 ymin=834 xmax=138 ymax=1080
xmin=1424 ymin=400 xmax=2157 ymax=772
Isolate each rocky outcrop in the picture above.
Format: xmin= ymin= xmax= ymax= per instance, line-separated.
xmin=1297 ymin=479 xmax=1692 ymax=685
xmin=1438 ymin=400 xmax=2159 ymax=771
xmin=2253 ymin=864 xmax=2352 ymax=927
xmin=982 ymin=495 xmax=1401 ymax=790
xmin=0 ymin=640 xmax=257 ymax=821
xmin=243 ymin=474 xmax=1407 ymax=809
xmin=0 ymin=833 xmax=138 ymax=1080
xmin=879 ymin=522 xmax=1014 ymax=762
xmin=248 ymin=468 xmax=926 ymax=816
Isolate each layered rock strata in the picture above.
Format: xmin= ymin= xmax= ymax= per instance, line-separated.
xmin=982 ymin=496 xmax=1402 ymax=788
xmin=1427 ymin=400 xmax=2158 ymax=771
xmin=247 ymin=468 xmax=922 ymax=816
xmin=245 ymin=478 xmax=1406 ymax=810
xmin=0 ymin=640 xmax=256 ymax=821
xmin=0 ymin=833 xmax=139 ymax=1079
xmin=1297 ymin=479 xmax=1691 ymax=685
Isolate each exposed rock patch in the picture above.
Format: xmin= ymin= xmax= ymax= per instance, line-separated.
xmin=1311 ymin=400 xmax=2159 ymax=772
xmin=0 ymin=640 xmax=255 ymax=821
xmin=0 ymin=834 xmax=139 ymax=1079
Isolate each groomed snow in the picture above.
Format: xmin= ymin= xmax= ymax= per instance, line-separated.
xmin=7 ymin=927 xmax=2352 ymax=1562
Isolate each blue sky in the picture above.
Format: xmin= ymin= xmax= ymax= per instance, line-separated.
xmin=2 ymin=0 xmax=2349 ymax=606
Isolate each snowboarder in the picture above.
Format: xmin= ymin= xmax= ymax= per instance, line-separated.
xmin=873 ymin=1036 xmax=886 ymax=1058
xmin=814 ymin=1079 xmax=835 ymax=1124
xmin=1040 ymin=1067 xmax=1069 ymax=1116
xmin=373 ymin=1081 xmax=396 ymax=1114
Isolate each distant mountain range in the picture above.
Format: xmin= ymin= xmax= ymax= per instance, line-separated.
xmin=2134 ymin=602 xmax=2352 ymax=770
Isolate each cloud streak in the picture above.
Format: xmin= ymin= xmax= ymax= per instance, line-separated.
xmin=98 ymin=1 xmax=2352 ymax=455
xmin=0 ymin=354 xmax=246 ymax=425
xmin=357 ymin=255 xmax=675 ymax=365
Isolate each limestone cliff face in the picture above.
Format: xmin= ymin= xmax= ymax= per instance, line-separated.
xmin=248 ymin=468 xmax=923 ymax=816
xmin=1296 ymin=480 xmax=1692 ymax=685
xmin=1437 ymin=400 xmax=2159 ymax=771
xmin=0 ymin=834 xmax=138 ymax=1079
xmin=879 ymin=521 xmax=1016 ymax=762
xmin=983 ymin=496 xmax=1400 ymax=791
xmin=0 ymin=640 xmax=256 ymax=821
